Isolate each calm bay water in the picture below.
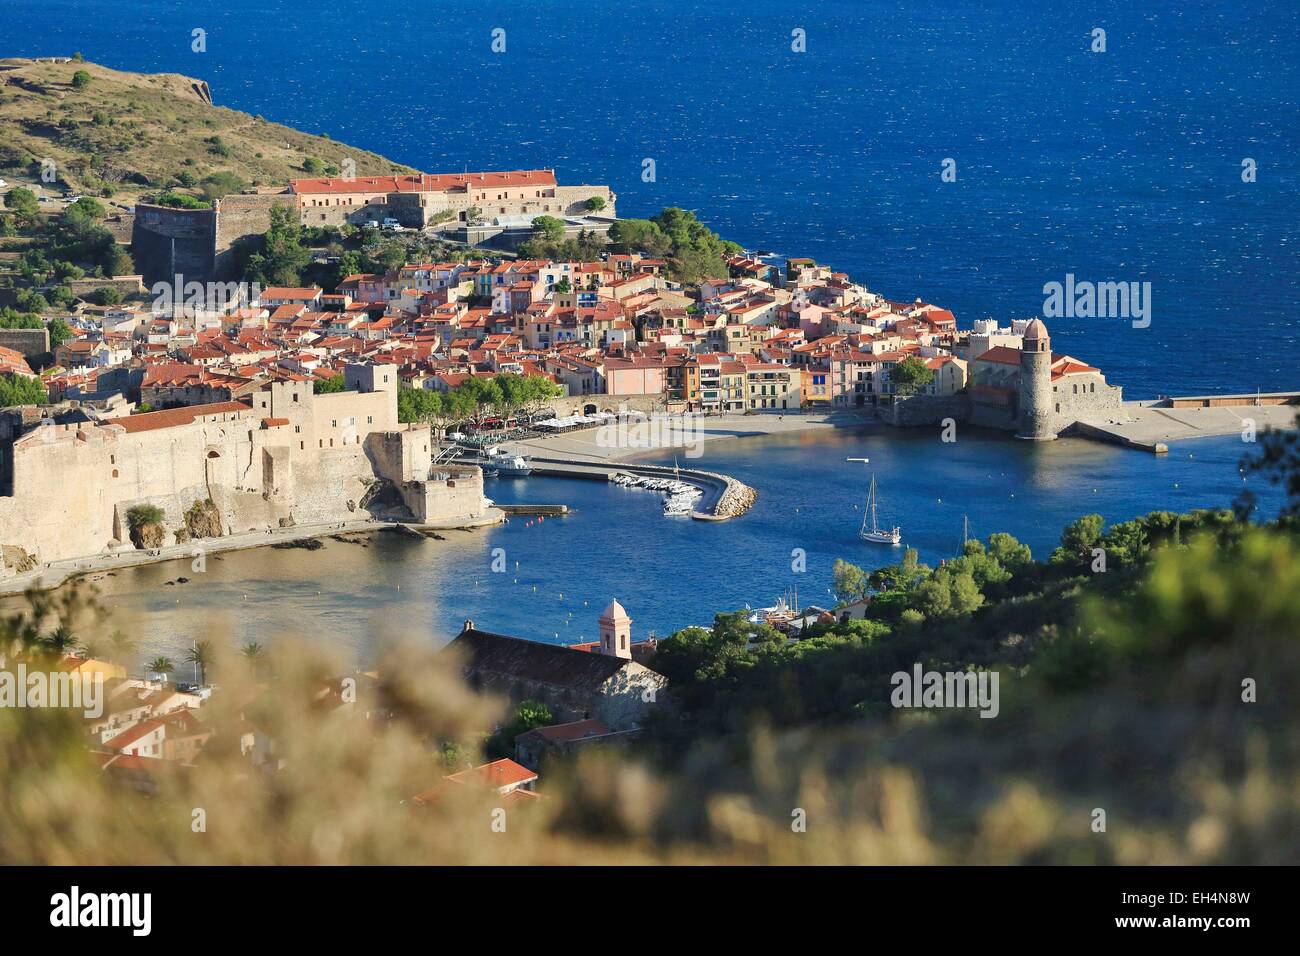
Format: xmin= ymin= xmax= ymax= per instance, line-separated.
xmin=36 ymin=427 xmax=1283 ymax=666
xmin=3 ymin=0 xmax=1297 ymax=397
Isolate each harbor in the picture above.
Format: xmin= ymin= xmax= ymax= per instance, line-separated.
xmin=19 ymin=423 xmax=1280 ymax=669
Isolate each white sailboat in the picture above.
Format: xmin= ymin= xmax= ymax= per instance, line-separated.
xmin=859 ymin=475 xmax=902 ymax=545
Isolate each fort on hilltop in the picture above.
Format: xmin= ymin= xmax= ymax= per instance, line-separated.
xmin=132 ymin=168 xmax=617 ymax=286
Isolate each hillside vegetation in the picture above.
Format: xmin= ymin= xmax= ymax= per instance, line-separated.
xmin=0 ymin=57 xmax=412 ymax=204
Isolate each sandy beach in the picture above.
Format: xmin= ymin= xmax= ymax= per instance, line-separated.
xmin=512 ymin=409 xmax=869 ymax=463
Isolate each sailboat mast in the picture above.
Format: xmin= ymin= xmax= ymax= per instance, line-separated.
xmin=870 ymin=476 xmax=879 ymax=534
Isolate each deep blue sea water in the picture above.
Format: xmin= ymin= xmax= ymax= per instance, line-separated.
xmin=3 ymin=0 xmax=1297 ymax=397
xmin=2 ymin=2 xmax=1295 ymax=662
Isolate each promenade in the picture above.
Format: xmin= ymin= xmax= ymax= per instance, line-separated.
xmin=1075 ymin=397 xmax=1298 ymax=453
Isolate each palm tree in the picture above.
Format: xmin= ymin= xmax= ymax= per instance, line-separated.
xmin=39 ymin=625 xmax=78 ymax=657
xmin=185 ymin=640 xmax=212 ymax=687
xmin=76 ymin=637 xmax=103 ymax=661
xmin=109 ymin=630 xmax=139 ymax=667
xmin=240 ymin=641 xmax=264 ymax=669
xmin=148 ymin=657 xmax=174 ymax=680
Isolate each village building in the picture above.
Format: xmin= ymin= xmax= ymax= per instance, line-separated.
xmin=445 ymin=600 xmax=667 ymax=732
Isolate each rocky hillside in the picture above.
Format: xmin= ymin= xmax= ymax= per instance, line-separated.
xmin=0 ymin=57 xmax=412 ymax=205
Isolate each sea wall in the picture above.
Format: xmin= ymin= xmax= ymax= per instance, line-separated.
xmin=883 ymin=394 xmax=970 ymax=427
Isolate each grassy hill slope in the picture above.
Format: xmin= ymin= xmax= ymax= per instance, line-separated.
xmin=0 ymin=57 xmax=412 ymax=205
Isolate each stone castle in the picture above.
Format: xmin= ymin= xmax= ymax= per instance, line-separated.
xmin=0 ymin=364 xmax=490 ymax=572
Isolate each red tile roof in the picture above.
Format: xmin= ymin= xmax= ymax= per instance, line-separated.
xmin=291 ymin=170 xmax=557 ymax=196
xmin=114 ymin=401 xmax=251 ymax=434
xmin=444 ymin=758 xmax=538 ymax=790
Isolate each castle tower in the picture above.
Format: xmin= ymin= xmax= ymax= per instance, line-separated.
xmin=598 ymin=599 xmax=632 ymax=660
xmin=1016 ymin=318 xmax=1055 ymax=441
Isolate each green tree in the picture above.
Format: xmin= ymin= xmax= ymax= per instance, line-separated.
xmin=154 ymin=191 xmax=210 ymax=210
xmin=200 ymin=171 xmax=247 ymax=201
xmin=186 ymin=640 xmax=213 ymax=686
xmin=302 ymin=157 xmax=324 ymax=175
xmin=530 ymin=215 xmax=566 ymax=244
xmin=832 ymin=558 xmax=870 ymax=603
xmin=147 ymin=657 xmax=174 ymax=678
xmin=71 ymin=69 xmax=91 ymax=90
xmin=1237 ymin=408 xmax=1300 ymax=520
xmin=0 ymin=375 xmax=48 ymax=408
xmin=39 ymin=625 xmax=79 ymax=657
xmin=4 ymin=187 xmax=40 ymax=226
xmin=890 ymin=356 xmax=935 ymax=396
xmin=986 ymin=532 xmax=1032 ymax=573
xmin=1051 ymin=514 xmax=1105 ymax=568
xmin=243 ymin=203 xmax=310 ymax=286
xmin=63 ymin=197 xmax=105 ymax=232
xmin=485 ymin=699 xmax=555 ymax=759
xmin=584 ymin=195 xmax=607 ymax=213
xmin=47 ymin=317 xmax=73 ymax=348
xmin=314 ymin=374 xmax=346 ymax=394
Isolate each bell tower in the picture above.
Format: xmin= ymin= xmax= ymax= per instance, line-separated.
xmin=598 ymin=599 xmax=632 ymax=660
xmin=1016 ymin=318 xmax=1055 ymax=440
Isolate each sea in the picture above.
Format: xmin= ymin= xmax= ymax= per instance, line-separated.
xmin=1 ymin=0 xmax=1296 ymax=661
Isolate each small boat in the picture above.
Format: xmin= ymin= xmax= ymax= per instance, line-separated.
xmin=485 ymin=445 xmax=532 ymax=476
xmin=859 ymin=475 xmax=901 ymax=545
xmin=664 ymin=497 xmax=695 ymax=516
xmin=494 ymin=455 xmax=532 ymax=477
xmin=748 ymin=590 xmax=800 ymax=628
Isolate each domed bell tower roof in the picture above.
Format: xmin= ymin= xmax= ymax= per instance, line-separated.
xmin=599 ymin=599 xmax=630 ymax=622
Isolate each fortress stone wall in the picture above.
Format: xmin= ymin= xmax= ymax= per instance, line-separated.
xmin=0 ymin=327 xmax=50 ymax=361
xmin=214 ymin=193 xmax=291 ymax=280
xmin=131 ymin=203 xmax=217 ymax=286
xmin=0 ymin=364 xmax=491 ymax=567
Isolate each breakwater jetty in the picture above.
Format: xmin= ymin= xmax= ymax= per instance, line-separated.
xmin=524 ymin=456 xmax=757 ymax=520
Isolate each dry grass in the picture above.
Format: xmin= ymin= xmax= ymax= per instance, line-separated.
xmin=0 ymin=58 xmax=411 ymax=203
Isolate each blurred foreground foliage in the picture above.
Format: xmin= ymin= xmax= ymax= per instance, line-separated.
xmin=1 ymin=505 xmax=1298 ymax=864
